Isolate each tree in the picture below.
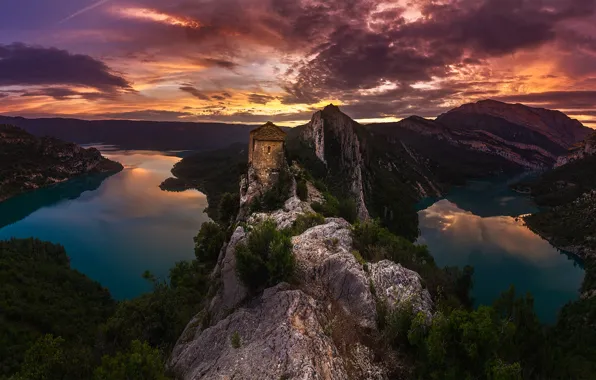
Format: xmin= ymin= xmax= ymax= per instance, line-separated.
xmin=218 ymin=192 xmax=239 ymax=226
xmin=93 ymin=340 xmax=169 ymax=380
xmin=194 ymin=222 xmax=226 ymax=267
xmin=11 ymin=334 xmax=67 ymax=380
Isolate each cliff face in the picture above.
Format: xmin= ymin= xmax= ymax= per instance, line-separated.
xmin=0 ymin=124 xmax=123 ymax=202
xmin=170 ymin=173 xmax=433 ymax=379
xmin=300 ymin=105 xmax=371 ymax=220
xmin=288 ymin=105 xmax=441 ymax=240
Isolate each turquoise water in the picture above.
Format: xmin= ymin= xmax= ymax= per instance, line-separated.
xmin=417 ymin=175 xmax=584 ymax=323
xmin=0 ymin=147 xmax=209 ymax=299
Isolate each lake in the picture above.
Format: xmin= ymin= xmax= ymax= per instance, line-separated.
xmin=417 ymin=175 xmax=584 ymax=323
xmin=0 ymin=147 xmax=209 ymax=299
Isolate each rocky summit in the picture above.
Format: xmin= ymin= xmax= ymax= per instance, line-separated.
xmin=0 ymin=124 xmax=123 ymax=202
xmin=169 ymin=168 xmax=432 ymax=379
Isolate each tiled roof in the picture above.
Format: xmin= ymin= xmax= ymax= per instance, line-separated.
xmin=250 ymin=121 xmax=286 ymax=141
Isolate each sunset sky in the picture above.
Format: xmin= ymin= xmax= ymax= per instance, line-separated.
xmin=1 ymin=0 xmax=595 ymax=127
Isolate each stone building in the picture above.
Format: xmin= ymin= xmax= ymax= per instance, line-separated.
xmin=248 ymin=121 xmax=286 ymax=179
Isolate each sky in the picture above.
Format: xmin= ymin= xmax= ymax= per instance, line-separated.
xmin=1 ymin=0 xmax=596 ymax=127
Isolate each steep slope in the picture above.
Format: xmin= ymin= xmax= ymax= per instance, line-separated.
xmin=369 ymin=116 xmax=539 ymax=183
xmin=522 ymin=131 xmax=596 ymax=262
xmin=437 ymin=99 xmax=591 ymax=150
xmin=287 ymin=105 xmax=442 ymax=240
xmin=0 ymin=124 xmax=123 ymax=202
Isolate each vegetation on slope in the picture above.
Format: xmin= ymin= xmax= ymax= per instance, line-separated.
xmin=0 ymin=124 xmax=123 ymax=202
xmin=0 ymin=238 xmax=115 ymax=378
xmin=160 ymin=143 xmax=247 ymax=221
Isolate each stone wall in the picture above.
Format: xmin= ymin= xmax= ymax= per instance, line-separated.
xmin=252 ymin=139 xmax=284 ymax=172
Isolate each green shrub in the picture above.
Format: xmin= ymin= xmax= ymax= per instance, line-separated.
xmin=289 ymin=212 xmax=325 ymax=236
xmin=296 ymin=179 xmax=308 ymax=201
xmin=218 ymin=192 xmax=239 ymax=226
xmin=235 ymin=220 xmax=296 ymax=291
xmin=352 ymin=250 xmax=366 ymax=266
xmin=93 ymin=340 xmax=169 ymax=380
xmin=231 ymin=332 xmax=241 ymax=349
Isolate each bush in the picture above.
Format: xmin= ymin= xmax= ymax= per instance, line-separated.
xmin=288 ymin=213 xmax=325 ymax=236
xmin=296 ymin=179 xmax=308 ymax=201
xmin=312 ymin=192 xmax=358 ymax=223
xmin=194 ymin=222 xmax=226 ymax=268
xmin=235 ymin=220 xmax=295 ymax=291
xmin=93 ymin=340 xmax=169 ymax=380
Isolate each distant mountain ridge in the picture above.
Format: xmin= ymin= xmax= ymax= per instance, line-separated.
xmin=440 ymin=99 xmax=591 ymax=148
xmin=0 ymin=115 xmax=254 ymax=151
xmin=369 ymin=100 xmax=591 ymax=178
xmin=0 ymin=124 xmax=123 ymax=202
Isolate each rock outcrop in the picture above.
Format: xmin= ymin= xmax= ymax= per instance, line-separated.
xmin=556 ymin=131 xmax=596 ymax=167
xmin=0 ymin=124 xmax=123 ymax=202
xmin=300 ymin=106 xmax=371 ymax=220
xmin=170 ymin=177 xmax=433 ymax=379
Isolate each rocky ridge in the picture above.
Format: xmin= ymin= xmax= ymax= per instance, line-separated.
xmin=0 ymin=124 xmax=123 ymax=202
xmin=439 ymin=99 xmax=591 ymax=149
xmin=169 ymin=172 xmax=433 ymax=379
xmin=555 ymin=131 xmax=596 ymax=167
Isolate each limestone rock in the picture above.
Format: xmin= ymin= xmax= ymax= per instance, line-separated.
xmin=249 ymin=196 xmax=314 ymax=230
xmin=292 ymin=218 xmax=378 ymax=329
xmin=369 ymin=260 xmax=433 ymax=318
xmin=208 ymin=226 xmax=248 ymax=322
xmin=170 ymin=283 xmax=349 ymax=380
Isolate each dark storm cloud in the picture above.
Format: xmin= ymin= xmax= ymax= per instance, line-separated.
xmin=21 ymin=87 xmax=112 ymax=100
xmin=248 ymin=93 xmax=277 ymax=104
xmin=0 ymin=43 xmax=132 ymax=92
xmin=211 ymin=95 xmax=226 ymax=101
xmin=179 ymin=86 xmax=210 ymax=101
xmin=280 ymin=0 xmax=596 ymax=103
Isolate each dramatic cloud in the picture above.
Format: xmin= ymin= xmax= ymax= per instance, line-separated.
xmin=248 ymin=93 xmax=277 ymax=105
xmin=179 ymin=86 xmax=210 ymax=101
xmin=1 ymin=0 xmax=596 ymax=126
xmin=0 ymin=43 xmax=132 ymax=93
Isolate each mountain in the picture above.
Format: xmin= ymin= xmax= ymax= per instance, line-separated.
xmin=288 ymin=104 xmax=442 ymax=240
xmin=0 ymin=115 xmax=254 ymax=151
xmin=369 ymin=100 xmax=592 ymax=178
xmin=438 ymin=99 xmax=591 ymax=149
xmin=0 ymin=124 xmax=123 ymax=202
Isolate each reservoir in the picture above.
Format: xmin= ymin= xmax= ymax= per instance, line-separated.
xmin=0 ymin=146 xmax=209 ymax=299
xmin=417 ymin=176 xmax=584 ymax=323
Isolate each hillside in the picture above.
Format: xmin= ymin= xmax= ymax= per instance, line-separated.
xmin=0 ymin=124 xmax=123 ymax=202
xmin=522 ymin=131 xmax=596 ymax=262
xmin=0 ymin=115 xmax=254 ymax=151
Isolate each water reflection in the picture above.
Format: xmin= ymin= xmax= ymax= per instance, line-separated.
xmin=418 ymin=194 xmax=584 ymax=323
xmin=0 ymin=148 xmax=209 ymax=299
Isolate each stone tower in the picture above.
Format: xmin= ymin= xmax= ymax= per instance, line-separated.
xmin=248 ymin=121 xmax=286 ymax=182
xmin=239 ymin=122 xmax=287 ymax=212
